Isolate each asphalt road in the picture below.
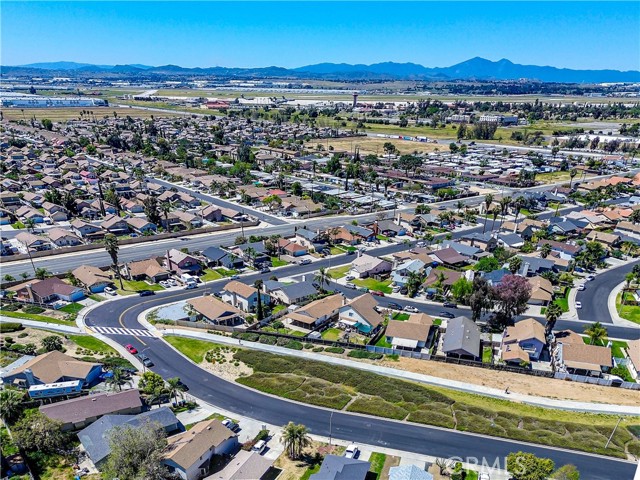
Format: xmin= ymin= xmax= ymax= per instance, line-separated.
xmin=576 ymin=259 xmax=640 ymax=323
xmin=85 ymin=288 xmax=637 ymax=479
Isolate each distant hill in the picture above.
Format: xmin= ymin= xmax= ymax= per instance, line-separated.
xmin=9 ymin=57 xmax=640 ymax=83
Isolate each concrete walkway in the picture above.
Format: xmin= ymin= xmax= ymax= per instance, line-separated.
xmin=0 ymin=316 xmax=82 ymax=334
xmin=160 ymin=327 xmax=640 ymax=416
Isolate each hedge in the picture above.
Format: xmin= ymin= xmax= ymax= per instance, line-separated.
xmin=348 ymin=350 xmax=383 ymax=360
xmin=0 ymin=322 xmax=23 ymax=333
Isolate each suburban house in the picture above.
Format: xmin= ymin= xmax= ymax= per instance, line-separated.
xmin=165 ymin=249 xmax=203 ymax=275
xmin=15 ymin=206 xmax=45 ymax=223
xmin=125 ymin=216 xmax=157 ymax=234
xmin=422 ymin=269 xmax=462 ymax=295
xmin=286 ymin=293 xmax=345 ymax=330
xmin=501 ymin=318 xmax=547 ymax=364
xmin=163 ymin=419 xmax=239 ymax=480
xmin=332 ymin=225 xmax=376 ymax=245
xmin=187 ymin=296 xmax=245 ymax=326
xmin=10 ymin=277 xmax=85 ymax=304
xmin=79 ymin=408 xmax=181 ymax=469
xmin=277 ymin=238 xmax=309 ymax=257
xmin=101 ymin=214 xmax=130 ymax=235
xmin=553 ymin=331 xmax=612 ymax=376
xmin=430 ymin=248 xmax=468 ymax=268
xmin=173 ymin=210 xmax=203 ymax=230
xmin=525 ymin=275 xmax=553 ymax=306
xmin=204 ymin=449 xmax=274 ymax=480
xmin=40 ymin=389 xmax=143 ymax=431
xmin=614 ymin=221 xmax=640 ymax=240
xmin=72 ymin=265 xmax=113 ymax=293
xmin=460 ymin=231 xmax=498 ymax=251
xmin=586 ymin=231 xmax=621 ymax=249
xmin=200 ymin=205 xmax=223 ymax=222
xmin=201 ymin=246 xmax=244 ymax=270
xmin=295 ymin=227 xmax=326 ymax=251
xmin=337 ymin=294 xmax=384 ymax=335
xmin=391 ymin=259 xmax=425 ymax=287
xmin=269 ymin=282 xmax=318 ymax=305
xmin=42 ymin=202 xmax=68 ymax=221
xmin=125 ymin=258 xmax=171 ymax=283
xmin=537 ymin=239 xmax=582 ymax=260
xmin=71 ymin=219 xmax=105 ymax=240
xmin=624 ymin=339 xmax=640 ymax=380
xmin=384 ymin=313 xmax=433 ymax=351
xmin=47 ymin=228 xmax=83 ymax=247
xmin=350 ymin=254 xmax=392 ymax=279
xmin=309 ymin=455 xmax=370 ymax=480
xmin=389 ymin=465 xmax=434 ymax=480
xmin=229 ymin=241 xmax=271 ymax=267
xmin=221 ymin=280 xmax=271 ymax=312
xmin=15 ymin=232 xmax=52 ymax=251
xmin=0 ymin=351 xmax=102 ymax=388
xmin=496 ymin=233 xmax=525 ymax=249
xmin=442 ymin=316 xmax=480 ymax=360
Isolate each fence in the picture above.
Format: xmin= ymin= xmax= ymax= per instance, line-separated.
xmin=429 ymin=354 xmax=556 ymax=378
xmin=554 ymin=372 xmax=640 ymax=390
xmin=366 ymin=345 xmax=431 ymax=360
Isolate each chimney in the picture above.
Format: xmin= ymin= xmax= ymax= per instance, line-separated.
xmin=24 ymin=368 xmax=36 ymax=387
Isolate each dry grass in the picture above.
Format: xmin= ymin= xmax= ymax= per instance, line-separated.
xmin=380 ymin=356 xmax=640 ymax=406
xmin=306 ymin=136 xmax=442 ymax=155
xmin=274 ymin=441 xmax=344 ymax=480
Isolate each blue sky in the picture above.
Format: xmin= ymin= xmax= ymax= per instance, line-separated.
xmin=2 ymin=1 xmax=639 ymax=70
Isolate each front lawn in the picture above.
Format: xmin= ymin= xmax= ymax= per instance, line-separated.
xmin=482 ymin=346 xmax=493 ymax=364
xmin=58 ymin=302 xmax=84 ymax=314
xmin=375 ymin=336 xmax=392 ymax=348
xmin=0 ymin=309 xmax=74 ymax=326
xmin=165 ymin=335 xmax=220 ymax=363
xmin=352 ymin=278 xmax=392 ymax=294
xmin=270 ymin=257 xmax=289 ymax=267
xmin=200 ymin=269 xmax=224 ymax=281
xmin=214 ymin=268 xmax=239 ymax=277
xmin=553 ymin=288 xmax=571 ymax=312
xmin=118 ymin=279 xmax=165 ymax=293
xmin=392 ymin=313 xmax=410 ymax=321
xmin=327 ymin=265 xmax=351 ymax=279
xmin=369 ymin=452 xmax=387 ymax=478
xmin=68 ymin=334 xmax=117 ymax=354
xmin=88 ymin=294 xmax=105 ymax=302
xmin=616 ymin=292 xmax=640 ymax=325
xmin=272 ymin=304 xmax=287 ymax=314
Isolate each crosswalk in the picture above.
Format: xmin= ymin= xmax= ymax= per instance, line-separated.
xmin=91 ymin=326 xmax=155 ymax=337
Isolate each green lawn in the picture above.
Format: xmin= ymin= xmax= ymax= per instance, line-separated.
xmin=327 ymin=265 xmax=351 ymax=279
xmin=200 ymin=269 xmax=224 ymax=281
xmin=482 ymin=346 xmax=493 ymax=364
xmin=118 ymin=279 xmax=165 ymax=294
xmin=214 ymin=268 xmax=239 ymax=277
xmin=616 ymin=293 xmax=640 ymax=325
xmin=0 ymin=310 xmax=74 ymax=326
xmin=369 ymin=452 xmax=386 ymax=478
xmin=165 ymin=335 xmax=220 ymax=363
xmin=270 ymin=257 xmax=289 ymax=267
xmin=68 ymin=334 xmax=117 ymax=354
xmin=272 ymin=304 xmax=287 ymax=314
xmin=58 ymin=302 xmax=84 ymax=314
xmin=375 ymin=336 xmax=392 ymax=348
xmin=300 ymin=464 xmax=321 ymax=480
xmin=553 ymin=288 xmax=571 ymax=312
xmin=353 ymin=278 xmax=392 ymax=294
xmin=392 ymin=313 xmax=410 ymax=321
xmin=330 ymin=247 xmax=343 ymax=255
xmin=321 ymin=327 xmax=342 ymax=341
xmin=11 ymin=221 xmax=25 ymax=229
xmin=88 ymin=294 xmax=105 ymax=302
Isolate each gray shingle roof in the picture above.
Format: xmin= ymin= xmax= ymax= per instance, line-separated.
xmin=442 ymin=316 xmax=480 ymax=358
xmin=309 ymin=455 xmax=370 ymax=480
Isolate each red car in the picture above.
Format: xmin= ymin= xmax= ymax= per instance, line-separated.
xmin=125 ymin=344 xmax=138 ymax=354
xmin=370 ymin=290 xmax=385 ymax=297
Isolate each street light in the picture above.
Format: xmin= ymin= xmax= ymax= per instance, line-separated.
xmin=329 ymin=411 xmax=334 ymax=446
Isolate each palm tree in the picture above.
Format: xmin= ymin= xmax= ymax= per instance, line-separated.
xmin=166 ymin=377 xmax=185 ymax=405
xmin=160 ymin=201 xmax=173 ymax=229
xmin=584 ymin=321 xmax=608 ymax=346
xmin=24 ymin=217 xmax=36 ymax=233
xmin=281 ymin=422 xmax=311 ymax=460
xmin=0 ymin=389 xmax=24 ymax=422
xmin=498 ymin=196 xmax=512 ymax=229
xmin=540 ymin=243 xmax=552 ymax=259
xmin=104 ymin=233 xmax=124 ymax=289
xmin=569 ymin=168 xmax=578 ymax=189
xmin=544 ymin=303 xmax=563 ymax=334
xmin=314 ymin=267 xmax=330 ymax=292
xmin=34 ymin=267 xmax=50 ymax=280
xmin=106 ymin=368 xmax=133 ymax=392
xmin=456 ymin=200 xmax=465 ymax=214
xmin=622 ymin=272 xmax=635 ymax=305
xmin=490 ymin=207 xmax=500 ymax=232
xmin=254 ymin=279 xmax=264 ymax=321
xmin=482 ymin=194 xmax=494 ymax=233
xmin=147 ymin=385 xmax=166 ymax=409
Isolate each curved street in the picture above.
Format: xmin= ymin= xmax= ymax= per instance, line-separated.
xmin=84 ymin=285 xmax=638 ymax=479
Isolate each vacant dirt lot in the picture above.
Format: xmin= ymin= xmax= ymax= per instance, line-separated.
xmin=380 ymin=357 xmax=640 ymax=406
xmin=306 ymin=136 xmax=442 ymax=155
xmin=1 ymin=106 xmax=179 ymax=122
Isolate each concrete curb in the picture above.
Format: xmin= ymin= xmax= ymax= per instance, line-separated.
xmin=162 ymin=328 xmax=640 ymax=416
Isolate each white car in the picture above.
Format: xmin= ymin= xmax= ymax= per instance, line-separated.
xmin=403 ymin=305 xmax=419 ymax=313
xmin=159 ymin=280 xmax=170 ymax=288
xmin=586 ymin=275 xmax=595 ymax=281
xmin=104 ymin=286 xmax=117 ymax=296
xmin=344 ymin=444 xmax=359 ymax=459
xmin=345 ymin=275 xmax=355 ymax=281
xmin=577 ymin=284 xmax=585 ymax=291
xmin=299 ymin=259 xmax=312 ymax=265
xmin=167 ymin=279 xmax=178 ymax=287
xmin=345 ymin=282 xmax=356 ymax=289
xmin=575 ymin=301 xmax=582 ymax=309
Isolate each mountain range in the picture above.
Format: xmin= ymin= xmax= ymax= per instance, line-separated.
xmin=8 ymin=57 xmax=640 ymax=83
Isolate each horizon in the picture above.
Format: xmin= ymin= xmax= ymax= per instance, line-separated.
xmin=2 ymin=1 xmax=639 ymax=71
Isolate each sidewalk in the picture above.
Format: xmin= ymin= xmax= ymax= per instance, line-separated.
xmin=159 ymin=326 xmax=640 ymax=416
xmin=0 ymin=316 xmax=82 ymax=334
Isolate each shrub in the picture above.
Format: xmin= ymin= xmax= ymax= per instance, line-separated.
xmin=385 ymin=354 xmax=399 ymax=361
xmin=5 ymin=337 xmax=15 ymax=345
xmin=276 ymin=337 xmax=289 ymax=346
xmin=0 ymin=322 xmax=23 ymax=333
xmin=17 ymin=332 xmax=28 ymax=338
xmin=303 ymin=343 xmax=314 ymax=349
xmin=259 ymin=335 xmax=277 ymax=345
xmin=23 ymin=305 xmax=45 ymax=314
xmin=284 ymin=340 xmax=303 ymax=350
xmin=254 ymin=429 xmax=269 ymax=442
xmin=312 ymin=347 xmax=324 ymax=352
xmin=0 ymin=304 xmax=20 ymax=312
xmin=271 ymin=321 xmax=284 ymax=329
xmin=325 ymin=347 xmax=345 ymax=354
xmin=348 ymin=350 xmax=383 ymax=360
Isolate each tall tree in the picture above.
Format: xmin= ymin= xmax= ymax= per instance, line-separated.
xmin=544 ymin=303 xmax=563 ymax=334
xmin=13 ymin=410 xmax=69 ymax=453
xmin=0 ymin=389 xmax=25 ymax=423
xmin=469 ymin=277 xmax=493 ymax=322
xmin=106 ymin=367 xmax=133 ymax=392
xmin=104 ymin=233 xmax=124 ymax=289
xmin=281 ymin=422 xmax=311 ymax=460
xmin=254 ymin=279 xmax=264 ymax=321
xmin=166 ymin=377 xmax=185 ymax=406
xmin=584 ymin=321 xmax=608 ymax=345
xmin=491 ymin=274 xmax=532 ymax=327
xmin=314 ymin=267 xmax=330 ymax=292
xmin=506 ymin=451 xmax=555 ymax=480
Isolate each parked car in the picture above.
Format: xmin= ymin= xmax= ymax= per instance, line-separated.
xmin=299 ymin=259 xmax=312 ymax=265
xmin=586 ymin=275 xmax=595 ymax=281
xmin=577 ymin=284 xmax=586 ymax=291
xmin=370 ymin=290 xmax=385 ymax=297
xmin=104 ymin=286 xmax=117 ymax=296
xmin=137 ymin=354 xmax=154 ymax=367
xmin=438 ymin=311 xmax=455 ymax=318
xmin=357 ymin=286 xmax=369 ymax=292
xmin=138 ymin=290 xmax=155 ymax=297
xmin=252 ymin=439 xmax=267 ymax=454
xmin=416 ymin=241 xmax=426 ymax=247
xmin=125 ymin=344 xmax=138 ymax=354
xmin=167 ymin=279 xmax=178 ymax=287
xmin=176 ymin=380 xmax=189 ymax=391
xmin=260 ymin=267 xmax=271 ymax=273
xmin=159 ymin=281 xmax=170 ymax=288
xmin=403 ymin=305 xmax=419 ymax=313
xmin=184 ymin=283 xmax=197 ymax=290
xmin=345 ymin=282 xmax=356 ymax=289
xmin=443 ymin=302 xmax=458 ymax=309
xmin=222 ymin=419 xmax=238 ymax=431
xmin=387 ymin=302 xmax=403 ymax=310
xmin=575 ymin=301 xmax=582 ymax=309
xmin=344 ymin=444 xmax=359 ymax=459
xmin=346 ymin=250 xmax=356 ymax=256
xmin=345 ymin=275 xmax=355 ymax=281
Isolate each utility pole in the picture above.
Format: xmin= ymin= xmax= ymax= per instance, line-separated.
xmin=605 ymin=417 xmax=622 ymax=449
xmin=329 ymin=411 xmax=334 ymax=446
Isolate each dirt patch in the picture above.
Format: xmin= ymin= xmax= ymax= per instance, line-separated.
xmin=306 ymin=136 xmax=442 ymax=156
xmin=380 ymin=455 xmax=401 ymax=480
xmin=199 ymin=349 xmax=252 ymax=382
xmin=274 ymin=441 xmax=344 ymax=480
xmin=379 ymin=357 xmax=640 ymax=406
